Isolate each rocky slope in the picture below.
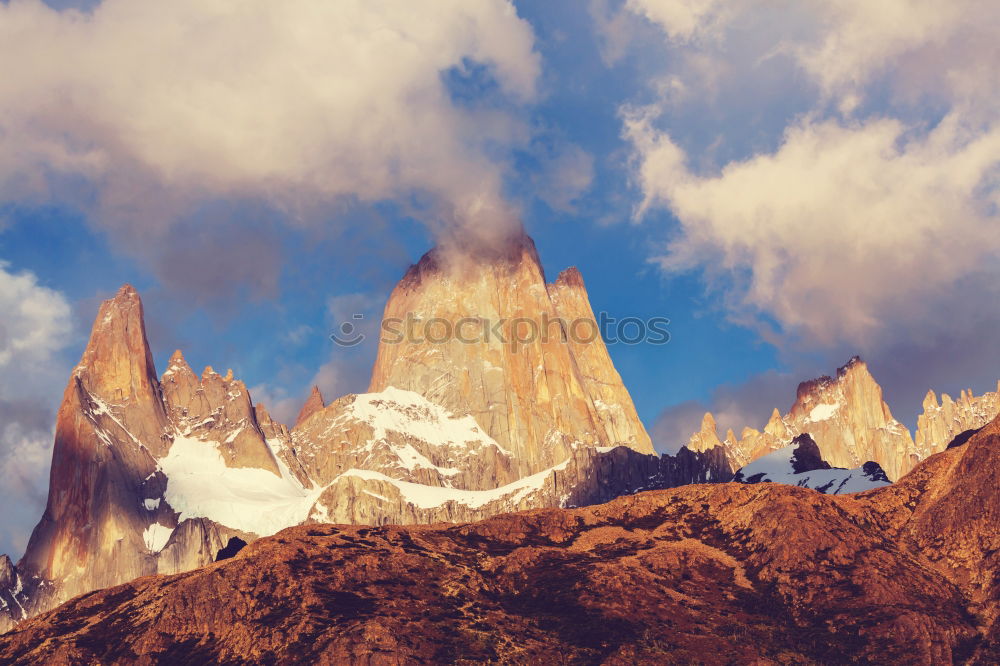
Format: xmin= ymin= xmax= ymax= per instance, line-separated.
xmin=4 ymin=416 xmax=999 ymax=664
xmin=689 ymin=357 xmax=919 ymax=480
xmin=0 ymin=236 xmax=730 ymax=632
xmin=733 ymin=433 xmax=891 ymax=494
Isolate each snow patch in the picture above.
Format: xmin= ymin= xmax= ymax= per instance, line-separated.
xmin=143 ymin=498 xmax=161 ymax=511
xmin=340 ymin=458 xmax=570 ymax=510
xmin=85 ymin=392 xmax=145 ymax=448
xmin=160 ymin=436 xmax=322 ymax=536
xmin=319 ymin=387 xmax=511 ymax=473
xmin=805 ymin=402 xmax=840 ymax=423
xmin=143 ymin=523 xmax=174 ymax=553
xmin=735 ymin=444 xmax=890 ymax=494
xmin=362 ymin=489 xmax=390 ymax=503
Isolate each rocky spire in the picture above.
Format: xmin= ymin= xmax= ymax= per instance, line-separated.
xmin=915 ymin=379 xmax=1000 ymax=457
xmin=686 ymin=357 xmax=920 ymax=480
xmin=763 ymin=408 xmax=789 ymax=439
xmin=546 ymin=266 xmax=652 ymax=454
xmin=73 ymin=284 xmax=169 ymax=455
xmin=18 ymin=285 xmax=167 ymax=615
xmin=162 ymin=358 xmax=281 ymax=474
xmin=788 ymin=358 xmax=917 ymax=479
xmin=367 ymin=233 xmax=653 ymax=475
xmin=687 ymin=413 xmax=723 ymax=452
xmin=295 ymin=386 xmax=325 ymax=427
xmin=0 ymin=555 xmax=14 ymax=591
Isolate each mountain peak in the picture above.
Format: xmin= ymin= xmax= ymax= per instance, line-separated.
xmin=71 ymin=284 xmax=167 ymax=447
xmin=763 ymin=408 xmax=789 ymax=439
xmin=0 ymin=555 xmax=13 ymax=590
xmin=923 ymin=389 xmax=939 ymax=410
xmin=295 ymin=386 xmax=325 ymax=427
xmin=370 ymin=232 xmax=653 ymax=467
xmin=553 ymin=266 xmax=585 ymax=289
xmin=399 ymin=232 xmax=544 ymax=292
xmin=114 ymin=282 xmax=140 ymax=299
xmin=837 ymin=355 xmax=866 ymax=376
xmin=686 ymin=412 xmax=723 ymax=452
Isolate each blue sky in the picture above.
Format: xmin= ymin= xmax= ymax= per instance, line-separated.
xmin=1 ymin=0 xmax=999 ymax=558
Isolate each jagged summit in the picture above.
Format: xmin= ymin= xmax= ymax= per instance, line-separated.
xmin=397 ymin=231 xmax=545 ymax=291
xmin=294 ymin=386 xmax=325 ymax=427
xmin=915 ymin=380 xmax=1000 ymax=458
xmin=370 ymin=232 xmax=654 ymax=470
xmin=2 ymin=240 xmax=732 ymax=632
xmin=73 ymin=283 xmax=168 ymax=453
xmin=553 ymin=266 xmax=586 ymax=288
xmin=7 ymin=417 xmax=1000 ymax=663
xmin=689 ymin=357 xmax=917 ymax=479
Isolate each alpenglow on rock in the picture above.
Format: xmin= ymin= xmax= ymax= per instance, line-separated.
xmin=733 ymin=434 xmax=890 ymax=495
xmin=914 ymin=383 xmax=1000 ymax=458
xmin=688 ymin=357 xmax=919 ymax=481
xmin=368 ymin=234 xmax=655 ymax=474
xmin=0 ymin=236 xmax=731 ymax=632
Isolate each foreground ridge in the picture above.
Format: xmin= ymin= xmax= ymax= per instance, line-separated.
xmin=0 ymin=235 xmax=731 ymax=631
xmin=3 ymin=416 xmax=999 ymax=664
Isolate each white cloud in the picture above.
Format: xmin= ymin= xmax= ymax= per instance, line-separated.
xmin=0 ymin=0 xmax=540 ymax=250
xmin=620 ymin=0 xmax=1000 ymax=350
xmin=0 ymin=263 xmax=73 ymax=558
xmin=624 ymin=0 xmax=997 ymax=108
xmin=625 ymin=112 xmax=1000 ymax=346
xmin=624 ymin=0 xmax=726 ymax=43
xmin=0 ymin=262 xmax=72 ymax=370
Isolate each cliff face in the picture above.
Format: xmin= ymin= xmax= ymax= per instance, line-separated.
xmin=5 ymin=417 xmax=999 ymax=665
xmin=367 ymin=235 xmax=653 ymax=476
xmin=915 ymin=383 xmax=1000 ymax=457
xmin=15 ymin=286 xmax=167 ymax=615
xmin=0 ymin=237 xmax=728 ymax=632
xmin=785 ymin=357 xmax=917 ymax=480
xmin=733 ymin=433 xmax=891 ymax=494
xmin=689 ymin=357 xmax=918 ymax=480
xmin=4 ymin=287 xmax=264 ymax=630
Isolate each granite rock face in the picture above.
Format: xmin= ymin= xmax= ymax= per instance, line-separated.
xmin=689 ymin=357 xmax=919 ymax=480
xmin=915 ymin=382 xmax=1000 ymax=457
xmin=161 ymin=351 xmax=281 ymax=475
xmin=6 ymin=417 xmax=1000 ymax=665
xmin=733 ymin=433 xmax=891 ymax=494
xmin=368 ymin=235 xmax=654 ymax=476
xmin=0 ymin=237 xmax=728 ymax=632
xmin=12 ymin=286 xmax=168 ymax=623
xmin=294 ymin=386 xmax=325 ymax=428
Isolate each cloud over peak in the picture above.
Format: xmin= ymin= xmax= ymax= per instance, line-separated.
xmin=0 ymin=0 xmax=540 ymax=281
